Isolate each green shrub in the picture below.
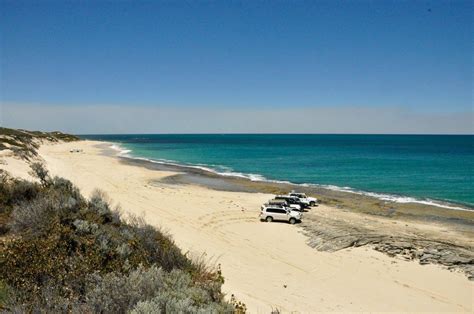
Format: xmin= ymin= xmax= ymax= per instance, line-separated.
xmin=29 ymin=162 xmax=50 ymax=186
xmin=0 ymin=281 xmax=9 ymax=306
xmin=129 ymin=268 xmax=233 ymax=314
xmin=127 ymin=215 xmax=192 ymax=271
xmin=0 ymin=171 xmax=40 ymax=214
xmin=9 ymin=195 xmax=58 ymax=236
xmin=84 ymin=265 xmax=165 ymax=313
xmin=0 ymin=171 xmax=41 ymax=234
xmin=0 ymin=172 xmax=232 ymax=312
xmin=9 ymin=184 xmax=84 ymax=237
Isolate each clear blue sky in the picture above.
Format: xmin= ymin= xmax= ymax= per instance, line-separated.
xmin=0 ymin=1 xmax=472 ymax=133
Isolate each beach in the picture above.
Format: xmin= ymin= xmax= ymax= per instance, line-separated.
xmin=1 ymin=140 xmax=473 ymax=312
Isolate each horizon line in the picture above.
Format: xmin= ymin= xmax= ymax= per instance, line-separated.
xmin=77 ymin=132 xmax=474 ymax=136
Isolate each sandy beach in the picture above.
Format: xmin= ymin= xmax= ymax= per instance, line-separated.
xmin=1 ymin=140 xmax=473 ymax=313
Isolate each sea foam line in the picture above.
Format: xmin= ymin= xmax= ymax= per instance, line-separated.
xmin=109 ymin=143 xmax=266 ymax=181
xmin=108 ymin=143 xmax=472 ymax=212
xmin=110 ymin=144 xmax=131 ymax=155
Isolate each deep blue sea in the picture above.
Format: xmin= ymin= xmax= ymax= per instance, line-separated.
xmin=82 ymin=134 xmax=474 ymax=209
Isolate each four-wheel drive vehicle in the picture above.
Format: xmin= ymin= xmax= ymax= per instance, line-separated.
xmin=260 ymin=205 xmax=302 ymax=224
xmin=265 ymin=199 xmax=301 ymax=211
xmin=288 ymin=192 xmax=318 ymax=206
xmin=275 ymin=195 xmax=310 ymax=208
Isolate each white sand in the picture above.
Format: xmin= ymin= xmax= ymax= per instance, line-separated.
xmin=1 ymin=140 xmax=473 ymax=313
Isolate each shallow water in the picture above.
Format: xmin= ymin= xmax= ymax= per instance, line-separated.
xmin=82 ymin=134 xmax=474 ymax=208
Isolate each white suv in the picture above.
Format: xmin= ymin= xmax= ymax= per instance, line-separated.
xmin=265 ymin=199 xmax=301 ymax=211
xmin=289 ymin=192 xmax=318 ymax=206
xmin=260 ymin=205 xmax=302 ymax=224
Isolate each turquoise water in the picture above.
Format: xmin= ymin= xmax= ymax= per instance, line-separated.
xmin=82 ymin=134 xmax=474 ymax=208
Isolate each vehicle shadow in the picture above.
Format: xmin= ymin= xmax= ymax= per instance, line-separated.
xmin=260 ymin=220 xmax=302 ymax=225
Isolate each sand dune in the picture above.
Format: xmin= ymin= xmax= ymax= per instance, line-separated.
xmin=1 ymin=140 xmax=472 ymax=313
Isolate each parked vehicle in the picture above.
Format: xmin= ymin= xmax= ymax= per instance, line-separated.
xmin=275 ymin=195 xmax=310 ymax=209
xmin=259 ymin=205 xmax=302 ymax=224
xmin=265 ymin=199 xmax=301 ymax=211
xmin=288 ymin=191 xmax=318 ymax=206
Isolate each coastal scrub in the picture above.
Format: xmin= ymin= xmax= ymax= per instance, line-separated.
xmin=0 ymin=164 xmax=233 ymax=312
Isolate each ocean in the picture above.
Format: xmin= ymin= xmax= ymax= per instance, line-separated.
xmin=82 ymin=134 xmax=474 ymax=210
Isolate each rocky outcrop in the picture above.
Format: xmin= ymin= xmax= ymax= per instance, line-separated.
xmin=300 ymin=211 xmax=474 ymax=280
xmin=373 ymin=241 xmax=474 ymax=280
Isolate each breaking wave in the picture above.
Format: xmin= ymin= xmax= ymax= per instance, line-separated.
xmin=108 ymin=143 xmax=472 ymax=212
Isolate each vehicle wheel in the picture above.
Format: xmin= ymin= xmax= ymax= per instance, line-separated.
xmin=310 ymin=201 xmax=316 ymax=206
xmin=289 ymin=218 xmax=296 ymax=224
xmin=266 ymin=216 xmax=273 ymax=222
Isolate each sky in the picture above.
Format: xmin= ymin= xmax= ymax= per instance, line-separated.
xmin=0 ymin=1 xmax=472 ymax=134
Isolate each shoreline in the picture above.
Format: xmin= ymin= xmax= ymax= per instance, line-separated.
xmin=103 ymin=143 xmax=474 ymax=226
xmin=1 ymin=139 xmax=473 ymax=312
xmin=108 ymin=141 xmax=474 ymax=212
xmin=109 ymin=143 xmax=474 ymax=280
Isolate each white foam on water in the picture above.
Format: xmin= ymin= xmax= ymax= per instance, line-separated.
xmin=109 ymin=144 xmax=132 ymax=156
xmin=108 ymin=143 xmax=473 ymax=212
xmin=316 ymin=184 xmax=471 ymax=211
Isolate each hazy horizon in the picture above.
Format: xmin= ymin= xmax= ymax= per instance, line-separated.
xmin=3 ymin=102 xmax=473 ymax=135
xmin=1 ymin=1 xmax=472 ymax=134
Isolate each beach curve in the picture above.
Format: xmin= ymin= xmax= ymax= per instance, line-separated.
xmin=1 ymin=140 xmax=473 ymax=312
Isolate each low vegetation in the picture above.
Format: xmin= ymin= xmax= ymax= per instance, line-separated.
xmin=0 ymin=127 xmax=79 ymax=160
xmin=0 ymin=164 xmax=233 ymax=312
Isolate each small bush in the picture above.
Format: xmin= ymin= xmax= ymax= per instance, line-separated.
xmin=29 ymin=162 xmax=50 ymax=186
xmin=50 ymin=176 xmax=85 ymax=203
xmin=0 ymin=281 xmax=10 ymax=306
xmin=188 ymin=254 xmax=226 ymax=302
xmin=0 ymin=171 xmax=41 ymax=234
xmin=9 ymin=195 xmax=58 ymax=236
xmin=130 ymin=268 xmax=234 ymax=313
xmin=127 ymin=215 xmax=191 ymax=271
xmin=9 ymin=186 xmax=83 ymax=237
xmin=73 ymin=219 xmax=98 ymax=235
xmin=0 ymin=172 xmax=40 ymax=214
xmin=84 ymin=265 xmax=165 ymax=313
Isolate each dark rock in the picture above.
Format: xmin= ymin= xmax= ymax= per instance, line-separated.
xmin=299 ymin=212 xmax=474 ymax=279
